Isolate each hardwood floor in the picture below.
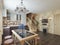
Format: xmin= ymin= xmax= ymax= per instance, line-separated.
xmin=2 ymin=31 xmax=60 ymax=45
xmin=37 ymin=31 xmax=60 ymax=45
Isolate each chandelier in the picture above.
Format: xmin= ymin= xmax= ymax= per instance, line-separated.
xmin=15 ymin=0 xmax=29 ymax=13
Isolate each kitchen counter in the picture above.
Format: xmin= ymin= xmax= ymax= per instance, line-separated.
xmin=3 ymin=25 xmax=19 ymax=36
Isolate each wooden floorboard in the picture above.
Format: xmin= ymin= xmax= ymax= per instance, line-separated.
xmin=37 ymin=31 xmax=60 ymax=45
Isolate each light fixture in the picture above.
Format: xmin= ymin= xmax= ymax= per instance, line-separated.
xmin=15 ymin=0 xmax=29 ymax=13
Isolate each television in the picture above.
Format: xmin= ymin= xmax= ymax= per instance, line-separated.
xmin=42 ymin=19 xmax=48 ymax=23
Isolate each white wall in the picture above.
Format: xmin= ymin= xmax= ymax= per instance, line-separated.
xmin=36 ymin=11 xmax=54 ymax=34
xmin=2 ymin=8 xmax=7 ymax=17
xmin=36 ymin=10 xmax=60 ymax=34
xmin=0 ymin=0 xmax=3 ymax=44
xmin=10 ymin=13 xmax=16 ymax=21
xmin=20 ymin=13 xmax=26 ymax=25
xmin=8 ymin=12 xmax=26 ymax=25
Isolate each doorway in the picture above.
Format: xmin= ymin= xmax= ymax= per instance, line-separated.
xmin=54 ymin=14 xmax=60 ymax=35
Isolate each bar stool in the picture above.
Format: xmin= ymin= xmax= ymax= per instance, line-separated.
xmin=4 ymin=39 xmax=14 ymax=45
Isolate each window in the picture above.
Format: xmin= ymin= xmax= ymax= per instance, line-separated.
xmin=16 ymin=14 xmax=21 ymax=21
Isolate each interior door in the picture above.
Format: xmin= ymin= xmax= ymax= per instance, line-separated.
xmin=54 ymin=14 xmax=60 ymax=35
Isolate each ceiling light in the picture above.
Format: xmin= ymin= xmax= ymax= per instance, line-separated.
xmin=15 ymin=0 xmax=29 ymax=13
